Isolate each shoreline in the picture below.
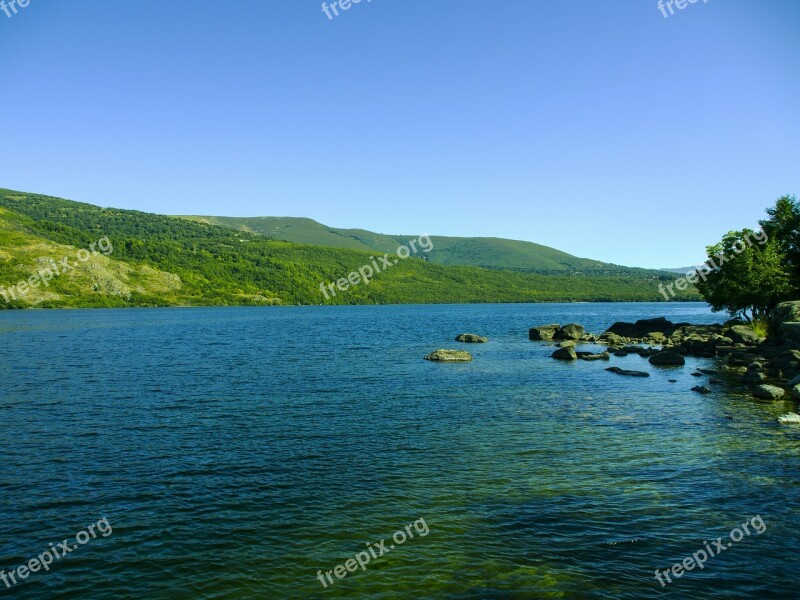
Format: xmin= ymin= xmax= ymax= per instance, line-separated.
xmin=530 ymin=307 xmax=800 ymax=404
xmin=0 ymin=299 xmax=712 ymax=312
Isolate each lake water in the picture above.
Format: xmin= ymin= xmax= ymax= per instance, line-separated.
xmin=1 ymin=303 xmax=799 ymax=599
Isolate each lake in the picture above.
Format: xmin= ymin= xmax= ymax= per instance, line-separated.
xmin=1 ymin=303 xmax=799 ymax=598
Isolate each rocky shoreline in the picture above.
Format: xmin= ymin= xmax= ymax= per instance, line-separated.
xmin=530 ymin=301 xmax=800 ymax=406
xmin=423 ymin=302 xmax=800 ymax=421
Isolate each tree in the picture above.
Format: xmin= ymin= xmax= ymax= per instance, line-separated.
xmin=759 ymin=194 xmax=800 ymax=279
xmin=695 ymin=228 xmax=794 ymax=322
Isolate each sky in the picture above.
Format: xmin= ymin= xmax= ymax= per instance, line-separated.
xmin=0 ymin=0 xmax=798 ymax=269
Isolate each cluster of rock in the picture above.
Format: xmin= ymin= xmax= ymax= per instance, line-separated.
xmin=531 ymin=301 xmax=800 ymax=406
xmin=529 ymin=323 xmax=595 ymax=342
xmin=596 ymin=317 xmax=762 ymax=358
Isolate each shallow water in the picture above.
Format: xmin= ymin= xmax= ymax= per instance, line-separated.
xmin=1 ymin=303 xmax=799 ymax=598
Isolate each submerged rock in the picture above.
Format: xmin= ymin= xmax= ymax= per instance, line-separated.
xmin=578 ymin=351 xmax=611 ymax=361
xmin=455 ymin=333 xmax=488 ymax=343
xmin=425 ymin=349 xmax=472 ymax=362
xmin=606 ymin=367 xmax=650 ymax=377
xmin=691 ymin=385 xmax=712 ymax=394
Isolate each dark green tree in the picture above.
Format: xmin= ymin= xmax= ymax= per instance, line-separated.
xmin=696 ymin=196 xmax=800 ymax=322
xmin=759 ymin=194 xmax=800 ymax=279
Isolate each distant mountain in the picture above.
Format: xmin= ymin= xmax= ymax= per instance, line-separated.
xmin=0 ymin=188 xmax=697 ymax=308
xmin=179 ymin=215 xmax=667 ymax=277
xmin=660 ymin=266 xmax=703 ymax=275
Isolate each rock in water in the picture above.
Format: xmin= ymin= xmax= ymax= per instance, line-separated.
xmin=691 ymin=385 xmax=712 ymax=394
xmin=648 ymin=352 xmax=686 ymax=366
xmin=578 ymin=351 xmax=610 ymax=361
xmin=425 ymin=349 xmax=473 ymax=362
xmin=555 ymin=323 xmax=585 ymax=340
xmin=601 ymin=332 xmax=627 ymax=346
xmin=778 ymin=412 xmax=800 ymax=424
xmin=455 ymin=333 xmax=488 ymax=343
xmin=552 ymin=347 xmax=578 ymax=361
xmin=606 ymin=367 xmax=650 ymax=377
xmin=603 ymin=317 xmax=676 ymax=339
xmin=752 ymin=384 xmax=785 ymax=400
xmin=529 ymin=324 xmax=560 ymax=340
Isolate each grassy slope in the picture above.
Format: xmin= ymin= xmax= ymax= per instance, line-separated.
xmin=0 ymin=188 xmax=695 ymax=308
xmin=179 ymin=215 xmax=661 ymax=275
xmin=0 ymin=207 xmax=184 ymax=308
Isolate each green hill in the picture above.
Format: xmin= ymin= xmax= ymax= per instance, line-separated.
xmin=0 ymin=188 xmax=694 ymax=308
xmin=180 ymin=215 xmax=661 ymax=276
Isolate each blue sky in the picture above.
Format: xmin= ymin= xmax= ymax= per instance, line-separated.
xmin=0 ymin=0 xmax=798 ymax=268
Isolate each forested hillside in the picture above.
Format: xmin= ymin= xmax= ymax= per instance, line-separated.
xmin=0 ymin=189 xmax=694 ymax=308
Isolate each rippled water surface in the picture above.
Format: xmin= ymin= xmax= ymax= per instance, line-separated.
xmin=1 ymin=303 xmax=799 ymax=599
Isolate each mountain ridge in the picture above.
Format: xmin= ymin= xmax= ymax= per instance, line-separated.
xmin=177 ymin=215 xmax=665 ymax=276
